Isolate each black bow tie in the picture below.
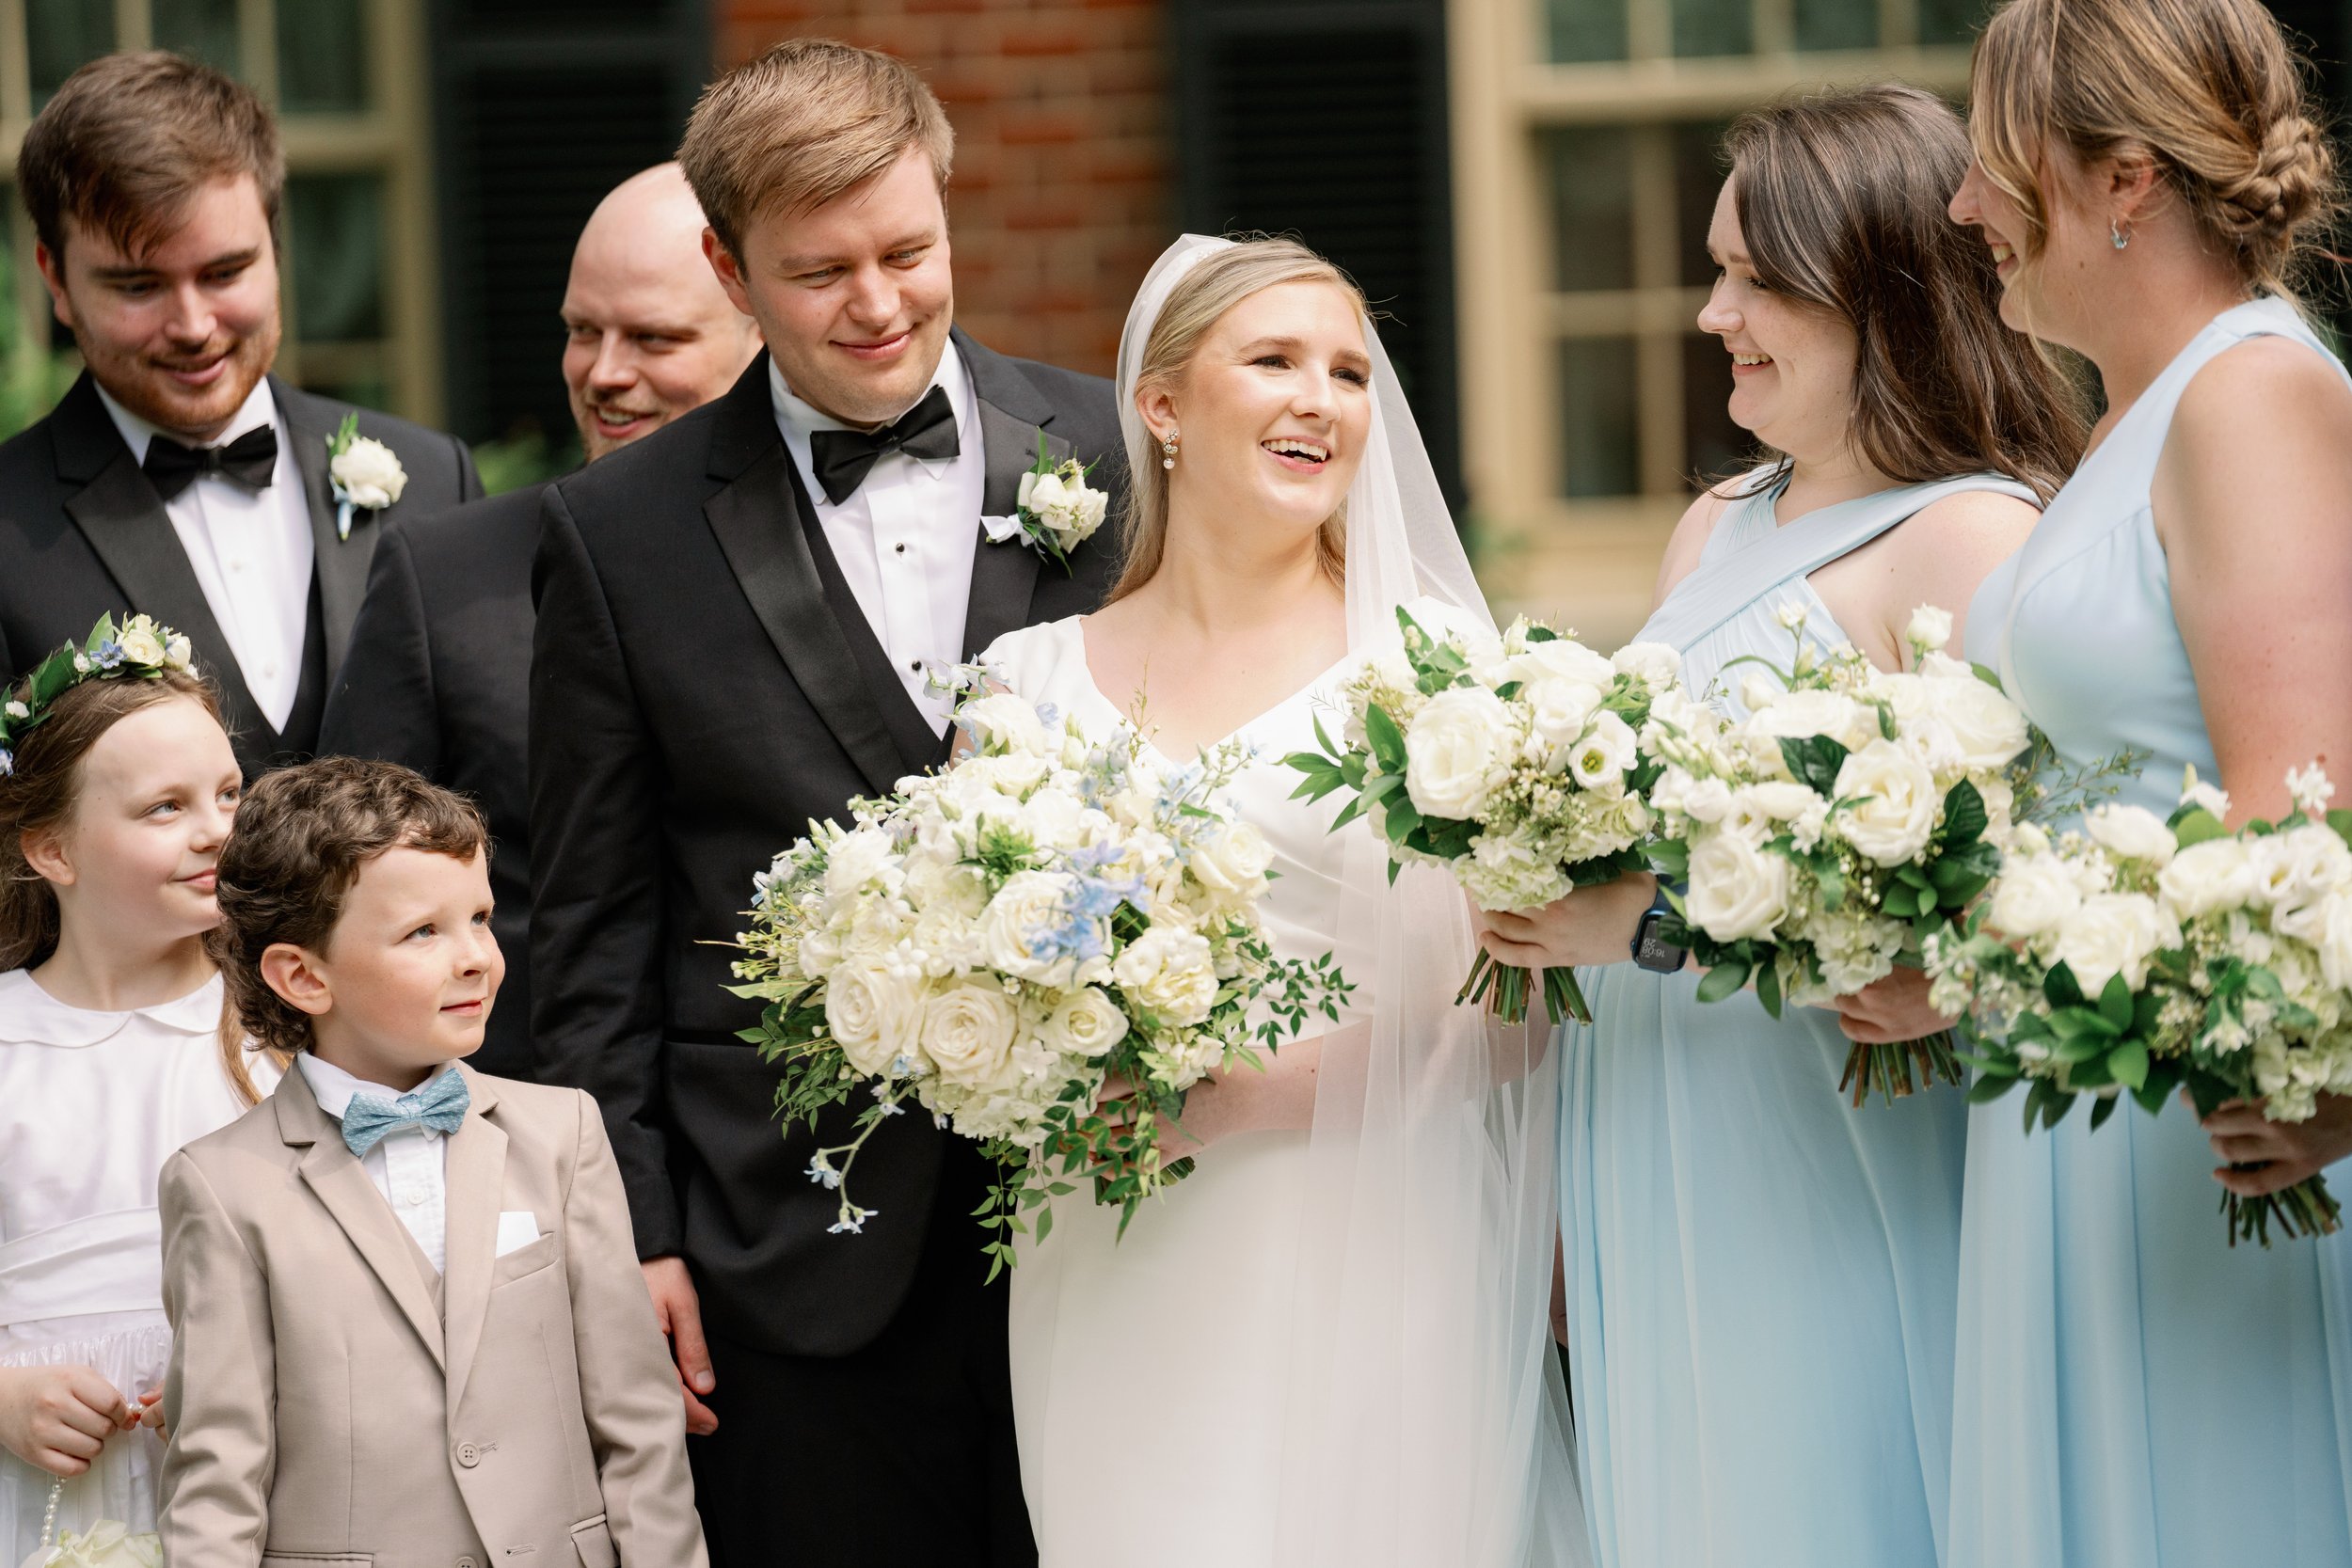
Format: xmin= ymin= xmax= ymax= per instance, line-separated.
xmin=806 ymin=385 xmax=960 ymax=506
xmin=143 ymin=426 xmax=278 ymax=500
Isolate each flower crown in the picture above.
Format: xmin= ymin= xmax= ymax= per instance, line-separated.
xmin=0 ymin=613 xmax=196 ymax=778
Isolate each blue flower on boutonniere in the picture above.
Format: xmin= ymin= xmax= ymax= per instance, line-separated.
xmin=326 ymin=413 xmax=406 ymax=542
xmin=979 ymin=435 xmax=1106 ymax=574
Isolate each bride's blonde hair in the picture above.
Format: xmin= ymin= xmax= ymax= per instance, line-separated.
xmin=1108 ymin=237 xmax=1366 ymax=605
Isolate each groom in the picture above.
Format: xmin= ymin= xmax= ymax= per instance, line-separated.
xmin=529 ymin=39 xmax=1124 ymax=1567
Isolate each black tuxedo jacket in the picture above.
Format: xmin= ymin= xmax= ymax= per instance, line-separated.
xmin=0 ymin=372 xmax=484 ymax=775
xmin=531 ymin=335 xmax=1126 ymax=1356
xmin=319 ymin=482 xmax=547 ymax=1079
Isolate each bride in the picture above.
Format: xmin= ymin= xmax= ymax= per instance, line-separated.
xmin=981 ymin=234 xmax=1587 ymax=1566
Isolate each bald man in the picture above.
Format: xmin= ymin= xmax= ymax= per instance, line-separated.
xmin=320 ymin=165 xmax=759 ymax=1078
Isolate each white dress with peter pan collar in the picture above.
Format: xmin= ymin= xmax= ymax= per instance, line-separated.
xmin=0 ymin=968 xmax=278 ymax=1559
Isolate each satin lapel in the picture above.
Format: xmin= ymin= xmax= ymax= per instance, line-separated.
xmin=961 ymin=399 xmax=1065 ymax=661
xmin=439 ymin=1068 xmax=506 ymax=1414
xmin=276 ymin=1072 xmax=447 ymax=1371
xmin=703 ymin=443 xmax=910 ymax=796
xmin=57 ymin=402 xmax=266 ymax=731
xmin=275 ymin=380 xmax=372 ymax=675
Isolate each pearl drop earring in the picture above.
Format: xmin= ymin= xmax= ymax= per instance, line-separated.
xmin=1161 ymin=433 xmax=1178 ymax=470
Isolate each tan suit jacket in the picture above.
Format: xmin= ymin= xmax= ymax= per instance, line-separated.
xmin=157 ymin=1061 xmax=708 ymax=1568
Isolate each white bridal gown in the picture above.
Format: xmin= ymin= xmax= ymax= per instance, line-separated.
xmin=992 ymin=613 xmax=1423 ymax=1567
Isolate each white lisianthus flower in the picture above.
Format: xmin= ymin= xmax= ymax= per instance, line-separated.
xmin=2156 ymin=837 xmax=2258 ymax=923
xmin=1830 ymin=739 xmax=1939 ymax=867
xmin=1988 ymin=855 xmax=2083 ymax=938
xmin=920 ymin=978 xmax=1022 ymax=1088
xmin=1402 ymin=685 xmax=1515 ymax=820
xmin=2178 ymin=766 xmax=2232 ymax=821
xmin=2315 ymin=894 xmax=2352 ymax=991
xmin=1041 ymin=986 xmax=1130 ymax=1057
xmin=1686 ymin=832 xmax=1791 ymax=942
xmin=1739 ymin=672 xmax=1785 ymax=714
xmin=959 ymin=692 xmax=1049 ymax=755
xmin=1610 ymin=641 xmax=1682 ymax=689
xmin=1112 ymin=926 xmax=1220 ymax=1025
xmin=1018 ymin=467 xmax=1108 ymax=543
xmin=1750 ymin=688 xmax=1876 ymax=751
xmin=329 ymin=434 xmax=406 ymax=509
xmin=2084 ymin=803 xmax=2178 ymax=866
xmin=1904 ymin=604 xmax=1953 ymax=655
xmin=979 ymin=870 xmax=1083 ymax=982
xmin=2052 ymin=892 xmax=2174 ymax=995
xmin=1523 ymin=676 xmax=1602 ymax=746
xmin=1502 ymin=636 xmax=1617 ymax=690
xmin=1567 ymin=711 xmax=1638 ymax=789
xmin=163 ymin=632 xmax=193 ymax=669
xmin=1187 ymin=819 xmax=1272 ymax=903
xmin=824 ymin=962 xmax=928 ymax=1077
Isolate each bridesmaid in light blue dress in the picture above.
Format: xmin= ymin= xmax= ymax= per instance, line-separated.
xmin=1895 ymin=3 xmax=2352 ymax=1563
xmin=1478 ymin=89 xmax=2089 ymax=1568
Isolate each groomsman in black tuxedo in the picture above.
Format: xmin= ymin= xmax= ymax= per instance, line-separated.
xmin=0 ymin=53 xmax=481 ymax=776
xmin=531 ymin=40 xmax=1126 ymax=1568
xmin=319 ymin=163 xmax=760 ymax=1079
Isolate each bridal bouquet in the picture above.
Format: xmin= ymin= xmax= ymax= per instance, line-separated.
xmin=1928 ymin=767 xmax=2352 ymax=1245
xmin=1645 ymin=607 xmax=2032 ymax=1104
xmin=732 ymin=689 xmax=1350 ymax=1277
xmin=1284 ymin=607 xmax=1673 ymax=1024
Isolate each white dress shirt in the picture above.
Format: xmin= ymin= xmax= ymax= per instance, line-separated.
xmin=97 ymin=379 xmax=313 ymax=731
xmin=770 ymin=345 xmax=986 ymax=734
xmin=294 ymin=1053 xmax=451 ymax=1275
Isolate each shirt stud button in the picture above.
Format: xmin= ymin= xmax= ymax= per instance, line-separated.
xmin=895 ymin=543 xmax=906 ymax=554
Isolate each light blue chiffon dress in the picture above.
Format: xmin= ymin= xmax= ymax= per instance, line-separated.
xmin=1951 ymin=296 xmax=2352 ymax=1568
xmin=1561 ymin=470 xmax=2034 ymax=1568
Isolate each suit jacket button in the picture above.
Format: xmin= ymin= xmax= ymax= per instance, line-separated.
xmin=455 ymin=1440 xmax=480 ymax=1466
xmin=457 ymin=1558 xmax=480 ymax=1568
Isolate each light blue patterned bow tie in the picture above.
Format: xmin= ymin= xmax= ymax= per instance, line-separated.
xmin=339 ymin=1069 xmax=469 ymax=1158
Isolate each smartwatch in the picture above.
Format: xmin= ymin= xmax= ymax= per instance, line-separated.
xmin=1629 ymin=883 xmax=1687 ymax=974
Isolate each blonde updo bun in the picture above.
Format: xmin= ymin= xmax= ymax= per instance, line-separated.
xmin=1972 ymin=0 xmax=2342 ymax=294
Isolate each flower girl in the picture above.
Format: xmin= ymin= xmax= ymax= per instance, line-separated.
xmin=0 ymin=618 xmax=276 ymax=1564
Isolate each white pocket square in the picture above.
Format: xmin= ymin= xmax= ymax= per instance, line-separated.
xmin=494 ymin=1211 xmax=543 ymax=1258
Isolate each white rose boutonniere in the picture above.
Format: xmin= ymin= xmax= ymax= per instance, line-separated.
xmin=982 ymin=435 xmax=1106 ymax=572
xmin=326 ymin=413 xmax=406 ymax=542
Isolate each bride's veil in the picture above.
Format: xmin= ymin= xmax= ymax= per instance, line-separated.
xmin=1116 ymin=235 xmax=1590 ymax=1564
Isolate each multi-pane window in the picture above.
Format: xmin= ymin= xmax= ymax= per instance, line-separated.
xmin=0 ymin=0 xmax=439 ymax=426
xmin=1452 ymin=0 xmax=1990 ymax=641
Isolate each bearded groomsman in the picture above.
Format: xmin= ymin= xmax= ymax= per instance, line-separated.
xmin=320 ymin=164 xmax=760 ymax=1080
xmin=0 ymin=53 xmax=482 ymax=775
xmin=531 ymin=40 xmax=1125 ymax=1568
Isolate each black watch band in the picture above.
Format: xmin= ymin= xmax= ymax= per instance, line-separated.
xmin=1629 ymin=884 xmax=1687 ymax=974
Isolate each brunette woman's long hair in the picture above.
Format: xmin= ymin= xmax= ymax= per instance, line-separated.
xmin=1724 ymin=85 xmax=2090 ymax=501
xmin=0 ymin=666 xmax=275 ymax=1105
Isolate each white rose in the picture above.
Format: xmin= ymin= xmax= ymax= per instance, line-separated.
xmin=979 ymin=870 xmax=1083 ymax=982
xmin=1403 ymin=685 xmax=1515 ymax=820
xmin=163 ymin=632 xmax=194 ymax=670
xmin=1988 ymin=856 xmax=2083 ymax=938
xmin=1740 ymin=780 xmax=1820 ymax=821
xmin=1750 ymin=688 xmax=1875 ymax=751
xmin=117 ymin=624 xmax=165 ymax=665
xmin=824 ymin=962 xmax=927 ymax=1076
xmin=1522 ymin=676 xmax=1602 ymax=746
xmin=1112 ymin=925 xmax=1220 ymax=1025
xmin=2052 ymin=893 xmax=2175 ymax=995
xmin=1609 ymin=641 xmax=1682 ymax=689
xmin=920 ymin=978 xmax=1021 ymax=1087
xmin=958 ymin=692 xmax=1048 ymax=755
xmin=40 ymin=1521 xmax=161 ymax=1568
xmin=1567 ymin=710 xmax=1638 ymax=789
xmin=823 ymin=829 xmax=898 ymax=900
xmin=1501 ymin=636 xmax=1617 ymax=690
xmin=1187 ymin=818 xmax=1272 ymax=902
xmin=1830 ymin=739 xmax=1939 ymax=867
xmin=1685 ymin=832 xmax=1791 ymax=942
xmin=2084 ymin=803 xmax=2177 ymax=867
xmin=1041 ymin=986 xmax=1131 ymax=1057
xmin=1905 ymin=605 xmax=1954 ymax=654
xmin=3 ymin=700 xmax=25 ymax=720
xmin=1890 ymin=673 xmax=2029 ymax=772
xmin=1679 ymin=775 xmax=1735 ymax=824
xmin=2156 ymin=837 xmax=2257 ymax=923
xmin=329 ymin=434 xmax=406 ymax=509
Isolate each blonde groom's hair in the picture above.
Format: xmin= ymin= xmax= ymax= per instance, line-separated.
xmin=678 ymin=39 xmax=956 ymax=260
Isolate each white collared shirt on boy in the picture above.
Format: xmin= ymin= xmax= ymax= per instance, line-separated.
xmin=769 ymin=344 xmax=985 ymax=736
xmin=294 ymin=1053 xmax=451 ymax=1275
xmin=97 ymin=376 xmax=312 ymax=732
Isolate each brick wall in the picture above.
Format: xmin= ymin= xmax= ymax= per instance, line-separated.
xmin=714 ymin=0 xmax=1172 ymax=379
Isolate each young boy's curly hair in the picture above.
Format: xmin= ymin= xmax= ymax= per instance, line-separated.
xmin=210 ymin=756 xmax=487 ymax=1054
